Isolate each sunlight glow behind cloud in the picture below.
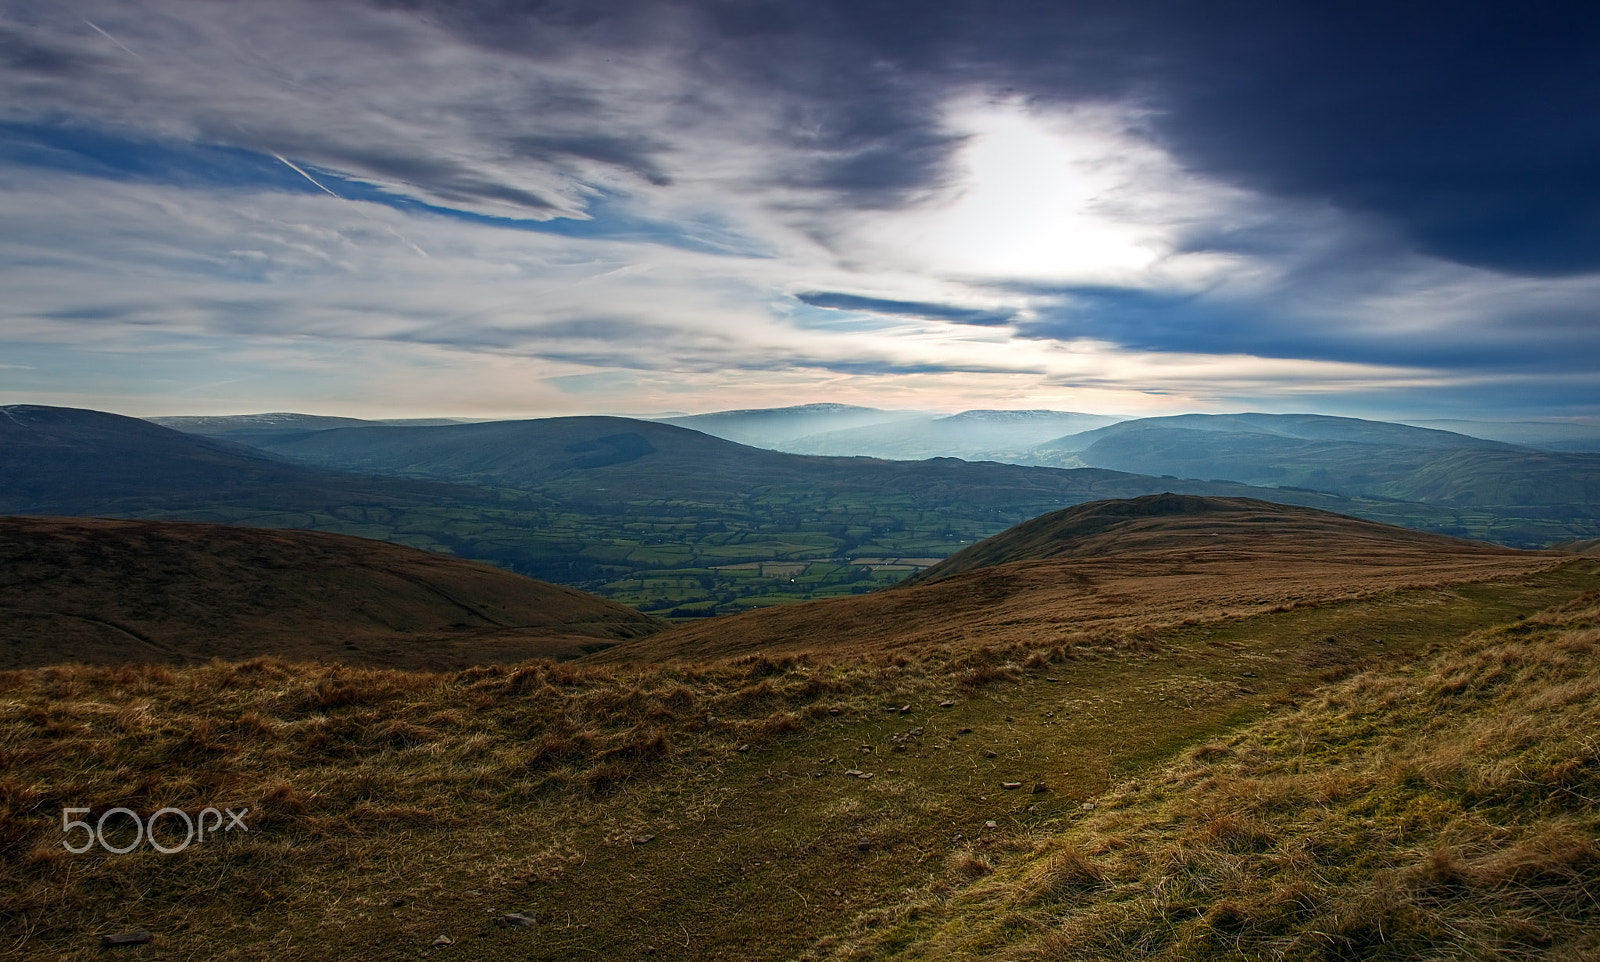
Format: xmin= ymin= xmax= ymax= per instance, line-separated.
xmin=1 ymin=0 xmax=1597 ymax=419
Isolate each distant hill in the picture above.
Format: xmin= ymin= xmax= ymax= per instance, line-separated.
xmin=0 ymin=404 xmax=515 ymax=518
xmin=0 ymin=516 xmax=661 ymax=669
xmin=1405 ymin=418 xmax=1600 ymax=452
xmin=783 ymin=409 xmax=1126 ymax=459
xmin=148 ymin=412 xmax=479 ymax=444
xmin=243 ymin=414 xmax=1471 ymax=528
xmin=658 ymin=403 xmax=915 ymax=448
xmin=3 ymin=405 xmax=1565 ymax=615
xmin=589 ymin=495 xmax=1556 ymax=665
xmin=1013 ymin=413 xmax=1600 ymax=544
xmin=1035 ymin=412 xmax=1511 ymax=454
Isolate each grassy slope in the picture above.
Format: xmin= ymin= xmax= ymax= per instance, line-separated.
xmin=590 ymin=496 xmax=1555 ymax=666
xmin=0 ymin=517 xmax=661 ymax=670
xmin=821 ymin=583 xmax=1600 ymax=961
xmin=3 ymin=556 xmax=1595 ymax=960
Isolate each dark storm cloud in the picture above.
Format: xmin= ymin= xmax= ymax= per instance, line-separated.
xmin=411 ymin=0 xmax=1600 ymax=275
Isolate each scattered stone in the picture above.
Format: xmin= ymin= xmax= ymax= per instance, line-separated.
xmin=633 ymin=835 xmax=656 ymax=845
xmin=1240 ymin=671 xmax=1257 ymax=678
xmin=891 ymin=744 xmax=906 ymax=752
xmin=908 ymin=727 xmax=924 ymax=737
xmin=706 ymin=713 xmax=717 ymax=723
xmin=1238 ymin=688 xmax=1256 ymax=695
xmin=1002 ymin=781 xmax=1023 ymax=790
xmin=737 ymin=744 xmax=750 ymax=752
xmin=828 ymin=707 xmax=841 ymax=715
xmin=831 ymin=890 xmax=843 ymax=897
xmin=1027 ymin=804 xmax=1039 ymax=813
xmin=984 ymin=820 xmax=999 ymax=829
xmin=1032 ymin=782 xmax=1048 ymax=794
xmin=940 ymin=700 xmax=955 ymax=708
xmin=860 ymin=745 xmax=874 ymax=753
xmin=857 ymin=772 xmax=874 ymax=780
xmin=101 ymin=931 xmax=153 ymax=948
xmin=1081 ymin=802 xmax=1096 ymax=811
xmin=884 ymin=705 xmax=899 ymax=713
xmin=959 ymin=727 xmax=973 ymax=734
xmin=813 ymin=771 xmax=825 ymax=778
xmin=431 ymin=935 xmax=454 ymax=948
xmin=844 ymin=768 xmax=865 ymax=777
xmin=1045 ymin=676 xmax=1059 ymax=682
xmin=500 ymin=912 xmax=538 ymax=927
xmin=983 ymin=750 xmax=997 ymax=759
xmin=857 ymin=839 xmax=872 ymax=851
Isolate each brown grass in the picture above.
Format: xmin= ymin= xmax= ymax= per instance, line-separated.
xmin=590 ymin=502 xmax=1563 ymax=666
xmin=0 ymin=516 xmax=662 ymax=670
xmin=819 ymin=588 xmax=1600 ymax=961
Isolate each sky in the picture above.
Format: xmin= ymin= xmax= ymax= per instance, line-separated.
xmin=2 ymin=0 xmax=1598 ymax=420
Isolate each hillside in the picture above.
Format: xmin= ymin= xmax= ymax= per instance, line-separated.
xmin=658 ymin=404 xmax=914 ymax=447
xmin=822 ymin=583 xmax=1600 ymax=961
xmin=2 ymin=405 xmax=1570 ymax=615
xmin=1406 ymin=417 xmax=1600 ymax=452
xmin=1017 ymin=413 xmax=1600 ymax=545
xmin=2 ymin=526 xmax=1593 ymax=960
xmin=783 ymin=410 xmax=1125 ymax=460
xmin=0 ymin=517 xmax=661 ymax=669
xmin=1036 ymin=412 xmax=1513 ymax=454
xmin=903 ymin=492 xmax=1513 ymax=583
xmin=148 ymin=413 xmax=481 ymax=444
xmin=0 ymin=404 xmax=498 ymax=517
xmin=587 ymin=495 xmax=1559 ymax=666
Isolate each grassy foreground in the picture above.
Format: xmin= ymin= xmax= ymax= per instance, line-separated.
xmin=2 ymin=561 xmax=1597 ymax=959
xmin=821 ymin=587 xmax=1600 ymax=960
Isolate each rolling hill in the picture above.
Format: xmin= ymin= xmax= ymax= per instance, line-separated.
xmin=586 ymin=495 xmax=1560 ymax=665
xmin=147 ymin=412 xmax=479 ymax=445
xmin=0 ymin=404 xmax=492 ymax=517
xmin=657 ymin=403 xmax=916 ymax=448
xmin=782 ymin=409 xmax=1126 ymax=460
xmin=1405 ymin=417 xmax=1600 ymax=452
xmin=4 ymin=494 xmax=1594 ymax=961
xmin=1016 ymin=413 xmax=1600 ymax=545
xmin=0 ymin=516 xmax=662 ymax=669
xmin=3 ymin=405 xmax=1574 ymax=615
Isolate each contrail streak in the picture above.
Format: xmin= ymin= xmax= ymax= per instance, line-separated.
xmin=271 ymin=152 xmax=430 ymax=257
xmin=82 ymin=19 xmax=142 ymax=59
xmin=272 ymin=153 xmax=342 ymax=199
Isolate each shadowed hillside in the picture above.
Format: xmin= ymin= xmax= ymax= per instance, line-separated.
xmin=587 ymin=496 xmax=1559 ymax=666
xmin=0 ymin=517 xmax=661 ymax=670
xmin=0 ymin=404 xmax=501 ymax=517
xmin=1015 ymin=414 xmax=1600 ymax=547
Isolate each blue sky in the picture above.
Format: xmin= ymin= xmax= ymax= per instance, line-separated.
xmin=2 ymin=0 xmax=1598 ymax=420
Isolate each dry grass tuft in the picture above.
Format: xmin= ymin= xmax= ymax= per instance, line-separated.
xmin=821 ymin=591 xmax=1600 ymax=961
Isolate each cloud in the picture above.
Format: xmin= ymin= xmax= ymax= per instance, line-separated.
xmin=1 ymin=0 xmax=1597 ymax=419
xmin=794 ymin=292 xmax=1017 ymax=327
